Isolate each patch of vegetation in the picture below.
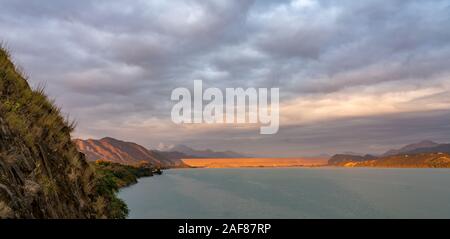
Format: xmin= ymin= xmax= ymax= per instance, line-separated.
xmin=0 ymin=49 xmax=76 ymax=149
xmin=89 ymin=160 xmax=153 ymax=218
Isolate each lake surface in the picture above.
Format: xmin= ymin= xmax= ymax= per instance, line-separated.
xmin=118 ymin=168 xmax=450 ymax=219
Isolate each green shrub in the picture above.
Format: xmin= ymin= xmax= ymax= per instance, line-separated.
xmin=89 ymin=161 xmax=152 ymax=218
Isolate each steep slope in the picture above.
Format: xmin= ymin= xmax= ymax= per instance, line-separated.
xmin=382 ymin=140 xmax=440 ymax=156
xmin=75 ymin=137 xmax=186 ymax=167
xmin=0 ymin=48 xmax=115 ymax=218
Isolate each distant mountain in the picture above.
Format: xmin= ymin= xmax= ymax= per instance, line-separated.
xmin=329 ymin=140 xmax=450 ymax=168
xmin=346 ymin=153 xmax=450 ymax=168
xmin=75 ymin=137 xmax=186 ymax=168
xmin=341 ymin=152 xmax=365 ymax=156
xmin=162 ymin=144 xmax=247 ymax=158
xmin=382 ymin=140 xmax=440 ymax=156
xmin=156 ymin=142 xmax=175 ymax=151
xmin=151 ymin=150 xmax=192 ymax=162
xmin=328 ymin=154 xmax=377 ymax=166
xmin=407 ymin=144 xmax=450 ymax=154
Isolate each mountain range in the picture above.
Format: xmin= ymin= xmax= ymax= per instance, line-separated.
xmin=161 ymin=144 xmax=247 ymax=158
xmin=75 ymin=138 xmax=247 ymax=167
xmin=345 ymin=153 xmax=450 ymax=168
xmin=329 ymin=140 xmax=450 ymax=167
xmin=74 ymin=137 xmax=187 ymax=168
xmin=382 ymin=140 xmax=442 ymax=156
xmin=76 ymin=137 xmax=450 ymax=168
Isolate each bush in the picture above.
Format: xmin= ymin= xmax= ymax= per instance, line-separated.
xmin=89 ymin=161 xmax=153 ymax=219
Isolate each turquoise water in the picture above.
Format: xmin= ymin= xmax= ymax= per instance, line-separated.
xmin=118 ymin=168 xmax=450 ymax=219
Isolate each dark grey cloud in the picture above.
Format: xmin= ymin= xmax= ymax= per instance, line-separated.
xmin=1 ymin=0 xmax=449 ymax=156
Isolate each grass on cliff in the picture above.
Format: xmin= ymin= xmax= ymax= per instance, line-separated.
xmin=1 ymin=46 xmax=147 ymax=219
xmin=0 ymin=47 xmax=76 ymax=151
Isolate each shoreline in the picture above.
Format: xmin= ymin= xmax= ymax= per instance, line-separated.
xmin=181 ymin=165 xmax=327 ymax=169
xmin=175 ymin=165 xmax=450 ymax=169
xmin=181 ymin=157 xmax=329 ymax=168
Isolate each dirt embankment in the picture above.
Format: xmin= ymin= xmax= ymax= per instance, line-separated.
xmin=182 ymin=158 xmax=328 ymax=168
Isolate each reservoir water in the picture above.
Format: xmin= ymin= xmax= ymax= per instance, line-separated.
xmin=118 ymin=168 xmax=450 ymax=219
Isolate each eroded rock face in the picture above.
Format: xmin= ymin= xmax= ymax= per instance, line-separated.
xmin=75 ymin=137 xmax=188 ymax=168
xmin=0 ymin=48 xmax=98 ymax=218
xmin=0 ymin=118 xmax=96 ymax=218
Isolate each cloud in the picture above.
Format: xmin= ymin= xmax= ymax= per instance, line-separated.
xmin=1 ymin=0 xmax=450 ymax=156
xmin=281 ymin=75 xmax=450 ymax=125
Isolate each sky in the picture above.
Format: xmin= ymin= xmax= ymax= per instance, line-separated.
xmin=1 ymin=0 xmax=450 ymax=156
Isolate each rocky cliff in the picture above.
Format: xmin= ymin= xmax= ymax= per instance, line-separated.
xmin=0 ymin=48 xmax=114 ymax=218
